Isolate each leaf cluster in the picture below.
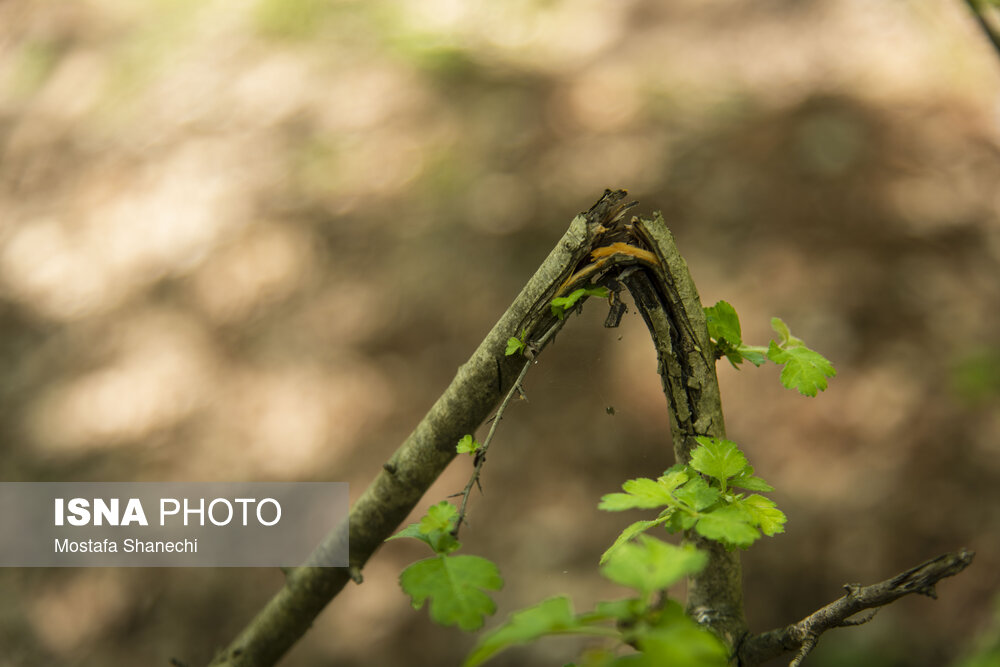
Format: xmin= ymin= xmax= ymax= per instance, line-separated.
xmin=600 ymin=437 xmax=786 ymax=557
xmin=389 ymin=504 xmax=728 ymax=666
xmin=464 ymin=537 xmax=727 ymax=667
xmin=704 ymin=301 xmax=836 ymax=396
xmin=390 ymin=300 xmax=822 ymax=664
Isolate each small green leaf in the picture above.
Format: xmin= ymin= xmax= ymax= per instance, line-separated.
xmin=599 ymin=518 xmax=669 ymax=565
xmin=457 ymin=434 xmax=480 ymax=454
xmin=729 ymin=465 xmax=774 ymax=492
xmin=665 ymin=510 xmax=698 ymax=533
xmin=694 ymin=504 xmax=759 ymax=548
xmin=690 ymin=437 xmax=748 ymax=488
xmin=551 ymin=286 xmax=610 ymax=319
xmin=504 ymin=337 xmax=525 ymax=356
xmin=738 ymin=494 xmax=787 ymax=536
xmin=632 ymin=615 xmax=730 ymax=666
xmin=421 ymin=501 xmax=459 ymax=534
xmin=601 ymin=536 xmax=707 ymax=595
xmin=705 ymin=301 xmax=742 ymax=346
xmin=767 ymin=340 xmax=836 ymax=397
xmin=387 ymin=501 xmax=461 ymax=554
xmin=671 ymin=476 xmax=721 ymax=512
xmin=464 ymin=597 xmax=582 ymax=667
xmin=599 ymin=475 xmax=684 ymax=511
xmin=657 ymin=467 xmax=690 ymax=489
xmin=589 ymin=598 xmax=646 ymax=624
xmin=386 ymin=523 xmax=426 ymax=543
xmin=771 ymin=317 xmax=792 ymax=345
xmin=400 ymin=554 xmax=502 ymax=632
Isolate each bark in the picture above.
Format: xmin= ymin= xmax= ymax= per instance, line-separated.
xmin=622 ymin=216 xmax=746 ymax=649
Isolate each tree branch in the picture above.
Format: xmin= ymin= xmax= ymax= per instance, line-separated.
xmin=210 ymin=191 xmax=966 ymax=667
xmin=621 ymin=215 xmax=747 ymax=650
xmin=737 ymin=549 xmax=975 ymax=666
xmin=206 ymin=191 xmax=636 ymax=666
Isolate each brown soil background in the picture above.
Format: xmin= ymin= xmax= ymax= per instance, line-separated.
xmin=2 ymin=1 xmax=1000 ymax=665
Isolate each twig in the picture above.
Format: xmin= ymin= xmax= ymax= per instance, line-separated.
xmin=453 ymin=318 xmax=567 ymax=534
xmin=452 ymin=359 xmax=528 ymax=533
xmin=737 ymin=549 xmax=975 ymax=666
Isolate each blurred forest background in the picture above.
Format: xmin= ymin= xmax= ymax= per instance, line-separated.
xmin=2 ymin=1 xmax=1000 ymax=666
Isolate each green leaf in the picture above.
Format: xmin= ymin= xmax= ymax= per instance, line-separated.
xmin=694 ymin=504 xmax=759 ymax=548
xmin=400 ymin=554 xmax=502 ymax=632
xmin=705 ymin=301 xmax=747 ymax=368
xmin=599 ymin=518 xmax=669 ymax=565
xmin=729 ymin=465 xmax=774 ymax=492
xmin=705 ymin=301 xmax=742 ymax=346
xmin=736 ymin=344 xmax=768 ymax=367
xmin=589 ymin=598 xmax=646 ymax=623
xmin=633 ymin=620 xmax=730 ymax=667
xmin=421 ymin=501 xmax=458 ymax=533
xmin=504 ymin=336 xmax=525 ymax=357
xmin=738 ymin=494 xmax=787 ymax=536
xmin=657 ymin=467 xmax=690 ymax=490
xmin=671 ymin=476 xmax=721 ymax=512
xmin=596 ymin=601 xmax=729 ymax=666
xmin=386 ymin=522 xmax=426 ymax=543
xmin=599 ymin=474 xmax=685 ymax=511
xmin=464 ymin=596 xmax=595 ymax=667
xmin=601 ymin=536 xmax=707 ymax=595
xmin=551 ymin=286 xmax=610 ymax=319
xmin=689 ymin=437 xmax=748 ymax=489
xmin=464 ymin=597 xmax=571 ymax=666
xmin=387 ymin=501 xmax=460 ymax=554
xmin=457 ymin=434 xmax=480 ymax=454
xmin=428 ymin=531 xmax=460 ymax=555
xmin=704 ymin=302 xmax=769 ymax=368
xmin=767 ymin=340 xmax=836 ymax=397
xmin=771 ymin=317 xmax=792 ymax=345
xmin=665 ymin=510 xmax=698 ymax=533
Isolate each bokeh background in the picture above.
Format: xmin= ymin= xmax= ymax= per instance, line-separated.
xmin=2 ymin=1 xmax=1000 ymax=665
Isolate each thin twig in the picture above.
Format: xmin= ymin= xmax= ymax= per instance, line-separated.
xmin=738 ymin=549 xmax=975 ymax=666
xmin=453 ymin=317 xmax=567 ymax=535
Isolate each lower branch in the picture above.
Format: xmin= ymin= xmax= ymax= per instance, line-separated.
xmin=738 ymin=549 xmax=975 ymax=666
